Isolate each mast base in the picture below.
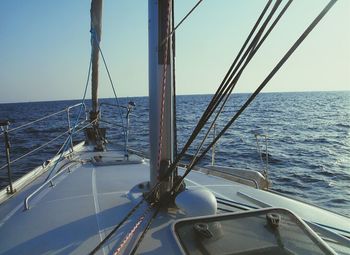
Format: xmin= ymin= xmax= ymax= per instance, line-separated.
xmin=84 ymin=127 xmax=106 ymax=151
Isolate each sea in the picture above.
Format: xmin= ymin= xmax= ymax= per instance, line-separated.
xmin=0 ymin=91 xmax=349 ymax=217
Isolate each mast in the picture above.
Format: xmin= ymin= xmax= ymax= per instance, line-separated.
xmin=90 ymin=0 xmax=103 ymax=122
xmin=148 ymin=0 xmax=175 ymax=191
xmin=85 ymin=0 xmax=105 ymax=151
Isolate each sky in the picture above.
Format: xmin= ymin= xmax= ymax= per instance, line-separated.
xmin=0 ymin=0 xmax=349 ymax=103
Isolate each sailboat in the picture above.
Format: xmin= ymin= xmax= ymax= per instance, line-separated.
xmin=0 ymin=0 xmax=349 ymax=254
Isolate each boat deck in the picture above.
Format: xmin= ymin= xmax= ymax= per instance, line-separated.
xmin=0 ymin=145 xmax=349 ymax=254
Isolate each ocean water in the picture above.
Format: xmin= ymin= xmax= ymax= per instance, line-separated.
xmin=0 ymin=91 xmax=349 ymax=216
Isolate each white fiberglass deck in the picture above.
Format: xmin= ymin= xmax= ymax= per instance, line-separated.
xmin=0 ymin=145 xmax=349 ymax=254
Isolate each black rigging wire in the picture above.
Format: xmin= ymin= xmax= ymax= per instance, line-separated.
xmin=89 ymin=199 xmax=146 ymax=254
xmin=182 ymin=0 xmax=285 ymax=172
xmin=129 ymin=206 xmax=160 ymax=255
xmin=162 ymin=0 xmax=278 ymax=180
xmin=173 ymin=0 xmax=338 ymax=190
xmin=161 ymin=0 xmax=204 ymax=46
xmin=91 ymin=29 xmax=126 ymax=137
xmin=203 ymin=0 xmax=274 ymax=115
xmin=179 ymin=0 xmax=294 ymax=174
xmin=175 ymin=0 xmax=293 ymax=177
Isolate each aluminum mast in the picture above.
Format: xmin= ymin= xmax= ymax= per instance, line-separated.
xmin=148 ymin=0 xmax=175 ymax=191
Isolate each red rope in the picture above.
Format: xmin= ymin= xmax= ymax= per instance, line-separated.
xmin=113 ymin=216 xmax=144 ymax=255
xmin=113 ymin=205 xmax=153 ymax=255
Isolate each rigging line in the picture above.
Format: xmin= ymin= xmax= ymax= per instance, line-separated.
xmin=55 ymin=135 xmax=72 ymax=157
xmin=163 ymin=0 xmax=274 ymax=176
xmin=112 ymin=204 xmax=155 ymax=255
xmin=197 ymin=0 xmax=274 ymax=121
xmin=187 ymin=0 xmax=293 ymax=163
xmin=203 ymin=0 xmax=291 ymax=126
xmin=44 ymin=58 xmax=92 ymax=182
xmin=129 ymin=206 xmax=160 ymax=255
xmin=180 ymin=0 xmax=285 ymax=173
xmin=0 ymin=118 xmax=88 ymax=170
xmin=0 ymin=130 xmax=70 ymax=171
xmin=91 ymin=177 xmax=170 ymax=254
xmin=251 ymin=0 xmax=293 ymax=54
xmin=54 ymin=120 xmax=89 ymax=158
xmin=160 ymin=0 xmax=204 ymax=47
xmin=92 ymin=151 xmax=173 ymax=253
xmin=91 ymin=162 xmax=176 ymax=254
xmin=179 ymin=0 xmax=291 ymax=173
xmin=183 ymin=1 xmax=272 ymax=144
xmin=1 ymin=102 xmax=85 ymax=135
xmin=163 ymin=0 xmax=281 ymax=181
xmin=5 ymin=109 xmax=67 ymax=134
xmin=89 ymin=199 xmax=147 ymax=254
xmin=207 ymin=0 xmax=273 ymax=108
xmin=204 ymin=0 xmax=280 ymax=120
xmin=46 ymin=119 xmax=97 ymax=178
xmin=176 ymin=0 xmax=338 ymax=186
xmin=175 ymin=19 xmax=269 ymax=183
xmin=90 ymin=187 xmax=165 ymax=255
xmin=99 ymin=119 xmax=124 ymax=128
xmin=198 ymin=0 xmax=281 ymax=125
xmin=91 ymin=29 xmax=126 ymax=136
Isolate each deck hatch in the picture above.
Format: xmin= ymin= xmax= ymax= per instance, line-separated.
xmin=173 ymin=208 xmax=335 ymax=255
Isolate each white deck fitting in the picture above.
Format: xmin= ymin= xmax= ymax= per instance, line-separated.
xmin=0 ymin=146 xmax=349 ymax=254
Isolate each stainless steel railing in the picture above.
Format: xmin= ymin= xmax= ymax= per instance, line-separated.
xmin=99 ymin=101 xmax=135 ymax=159
xmin=23 ymin=119 xmax=98 ymax=210
xmin=0 ymin=103 xmax=87 ymax=194
xmin=0 ymin=100 xmax=137 ymax=207
xmin=24 ymin=160 xmax=82 ymax=210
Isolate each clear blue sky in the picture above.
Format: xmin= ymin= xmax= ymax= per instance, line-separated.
xmin=0 ymin=0 xmax=349 ymax=103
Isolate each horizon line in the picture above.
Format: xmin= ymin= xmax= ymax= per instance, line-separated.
xmin=1 ymin=89 xmax=349 ymax=104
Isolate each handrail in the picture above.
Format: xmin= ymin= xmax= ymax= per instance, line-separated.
xmin=74 ymin=119 xmax=98 ymax=134
xmin=24 ymin=160 xmax=81 ymax=210
xmin=100 ymin=119 xmax=124 ymax=128
xmin=192 ymin=165 xmax=260 ymax=189
xmin=23 ymin=120 xmax=97 ymax=209
xmin=126 ymin=147 xmax=261 ymax=189
xmin=100 ymin=101 xmax=135 ymax=159
xmin=255 ymin=133 xmax=269 ymax=180
xmin=211 ymin=123 xmax=217 ymax=166
xmin=0 ymin=103 xmax=88 ymax=193
xmin=0 ymin=129 xmax=70 ymax=171
xmin=66 ymin=103 xmax=88 ymax=150
xmin=1 ymin=100 xmax=119 ymax=197
xmin=0 ymin=103 xmax=87 ymax=136
xmin=100 ymin=102 xmax=127 ymax=109
xmin=0 ymin=119 xmax=92 ymax=171
xmin=54 ymin=119 xmax=95 ymax=157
